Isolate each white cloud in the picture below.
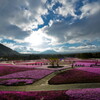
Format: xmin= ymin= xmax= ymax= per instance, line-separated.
xmin=80 ymin=1 xmax=100 ymax=19
xmin=55 ymin=44 xmax=100 ymax=53
xmin=54 ymin=0 xmax=77 ymax=17
xmin=0 ymin=0 xmax=100 ymax=53
xmin=24 ymin=31 xmax=44 ymax=46
xmin=0 ymin=0 xmax=47 ymax=40
xmin=42 ymin=8 xmax=100 ymax=45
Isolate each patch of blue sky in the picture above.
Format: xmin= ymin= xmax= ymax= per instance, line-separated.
xmin=46 ymin=0 xmax=52 ymax=4
xmin=74 ymin=0 xmax=83 ymax=16
xmin=82 ymin=40 xmax=100 ymax=46
xmin=0 ymin=39 xmax=16 ymax=44
xmin=35 ymin=11 xmax=74 ymax=31
xmin=33 ymin=11 xmax=59 ymax=30
xmin=52 ymin=1 xmax=62 ymax=10
xmin=33 ymin=1 xmax=63 ymax=30
xmin=53 ymin=43 xmax=82 ymax=48
xmin=91 ymin=40 xmax=100 ymax=46
xmin=0 ymin=38 xmax=30 ymax=46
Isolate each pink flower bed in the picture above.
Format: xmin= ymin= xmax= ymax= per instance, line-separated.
xmin=0 ymin=64 xmax=41 ymax=68
xmin=12 ymin=65 xmax=42 ymax=68
xmin=0 ymin=90 xmax=68 ymax=100
xmin=0 ymin=63 xmax=12 ymax=65
xmin=0 ymin=69 xmax=54 ymax=79
xmin=76 ymin=67 xmax=100 ymax=74
xmin=66 ymin=88 xmax=100 ymax=100
xmin=0 ymin=66 xmax=35 ymax=76
xmin=48 ymin=69 xmax=100 ymax=84
xmin=0 ymin=69 xmax=54 ymax=85
xmin=0 ymin=88 xmax=100 ymax=100
xmin=0 ymin=69 xmax=53 ymax=79
xmin=74 ymin=62 xmax=95 ymax=67
xmin=0 ymin=79 xmax=35 ymax=86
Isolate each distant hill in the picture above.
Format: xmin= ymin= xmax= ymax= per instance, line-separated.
xmin=0 ymin=43 xmax=19 ymax=56
xmin=40 ymin=50 xmax=58 ymax=54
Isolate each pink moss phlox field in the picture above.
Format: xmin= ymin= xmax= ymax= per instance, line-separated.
xmin=0 ymin=79 xmax=34 ymax=86
xmin=0 ymin=63 xmax=12 ymax=66
xmin=48 ymin=69 xmax=100 ymax=84
xmin=0 ymin=90 xmax=69 ymax=100
xmin=66 ymin=88 xmax=100 ymax=100
xmin=12 ymin=65 xmax=42 ymax=68
xmin=0 ymin=89 xmax=100 ymax=100
xmin=74 ymin=62 xmax=95 ymax=67
xmin=0 ymin=69 xmax=54 ymax=79
xmin=0 ymin=66 xmax=35 ymax=76
xmin=76 ymin=67 xmax=100 ymax=74
xmin=0 ymin=64 xmax=41 ymax=68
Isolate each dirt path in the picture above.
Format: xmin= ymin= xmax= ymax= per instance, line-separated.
xmin=0 ymin=67 xmax=100 ymax=91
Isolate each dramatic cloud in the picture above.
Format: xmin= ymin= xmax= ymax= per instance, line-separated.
xmin=54 ymin=0 xmax=78 ymax=17
xmin=0 ymin=0 xmax=47 ymax=40
xmin=80 ymin=1 xmax=100 ymax=18
xmin=0 ymin=0 xmax=100 ymax=53
xmin=43 ymin=1 xmax=100 ymax=45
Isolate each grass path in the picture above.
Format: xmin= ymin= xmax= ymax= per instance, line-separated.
xmin=0 ymin=67 xmax=100 ymax=91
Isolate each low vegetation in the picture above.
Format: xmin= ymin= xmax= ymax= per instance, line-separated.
xmin=48 ymin=68 xmax=100 ymax=84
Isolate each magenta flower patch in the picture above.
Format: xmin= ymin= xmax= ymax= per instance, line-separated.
xmin=66 ymin=88 xmax=100 ymax=100
xmin=76 ymin=67 xmax=100 ymax=74
xmin=0 ymin=66 xmax=35 ymax=76
xmin=48 ymin=68 xmax=100 ymax=84
xmin=0 ymin=69 xmax=54 ymax=85
xmin=0 ymin=79 xmax=34 ymax=86
xmin=0 ymin=90 xmax=69 ymax=100
xmin=0 ymin=69 xmax=54 ymax=79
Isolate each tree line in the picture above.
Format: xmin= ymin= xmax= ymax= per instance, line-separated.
xmin=0 ymin=52 xmax=100 ymax=61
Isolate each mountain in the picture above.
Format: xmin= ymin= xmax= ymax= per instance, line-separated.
xmin=40 ymin=50 xmax=58 ymax=54
xmin=0 ymin=43 xmax=19 ymax=56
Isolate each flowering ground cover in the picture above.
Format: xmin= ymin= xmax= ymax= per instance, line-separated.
xmin=0 ymin=69 xmax=54 ymax=86
xmin=0 ymin=63 xmax=12 ymax=66
xmin=0 ymin=90 xmax=68 ymax=100
xmin=73 ymin=62 xmax=95 ymax=67
xmin=0 ymin=64 xmax=42 ymax=68
xmin=0 ymin=69 xmax=54 ymax=79
xmin=66 ymin=88 xmax=100 ymax=100
xmin=48 ymin=68 xmax=100 ymax=84
xmin=0 ymin=79 xmax=35 ymax=86
xmin=0 ymin=88 xmax=100 ymax=100
xmin=0 ymin=66 xmax=35 ymax=76
xmin=76 ymin=67 xmax=100 ymax=74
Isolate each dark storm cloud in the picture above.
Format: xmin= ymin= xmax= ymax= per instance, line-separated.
xmin=0 ymin=0 xmax=46 ymax=40
xmin=43 ymin=9 xmax=100 ymax=44
xmin=0 ymin=24 xmax=29 ymax=39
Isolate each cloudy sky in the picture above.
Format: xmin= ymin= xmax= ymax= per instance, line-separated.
xmin=0 ymin=0 xmax=100 ymax=54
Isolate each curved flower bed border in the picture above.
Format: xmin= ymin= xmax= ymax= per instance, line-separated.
xmin=48 ymin=68 xmax=100 ymax=84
